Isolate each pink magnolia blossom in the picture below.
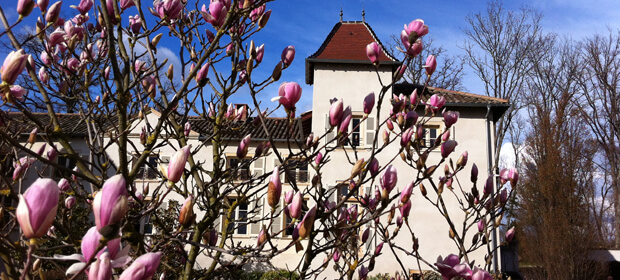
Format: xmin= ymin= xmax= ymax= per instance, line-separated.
xmin=425 ymin=94 xmax=446 ymax=114
xmin=443 ymin=111 xmax=459 ymax=128
xmin=506 ymin=227 xmax=515 ymax=242
xmin=441 ymin=140 xmax=458 ymax=158
xmin=267 ymin=166 xmax=281 ymax=208
xmin=329 ymin=99 xmax=344 ymax=127
xmin=237 ymin=134 xmax=251 ymax=159
xmin=37 ymin=0 xmax=49 ymax=12
xmin=93 ymin=175 xmax=128 ymax=231
xmin=380 ymin=165 xmax=398 ymax=193
xmin=290 ymin=191 xmax=303 ymax=219
xmin=16 ymin=179 xmax=59 ymax=239
xmin=129 ymin=15 xmax=142 ymax=34
xmin=178 ymin=195 xmax=195 ymax=227
xmin=1 ymin=50 xmax=29 ymax=85
xmin=118 ymin=252 xmax=162 ymax=280
xmin=89 ymin=252 xmax=112 ymax=280
xmin=255 ymin=44 xmax=265 ymax=63
xmin=70 ymin=0 xmax=93 ymax=14
xmin=435 ymin=254 xmax=472 ymax=280
xmin=166 ymin=145 xmax=191 ymax=183
xmin=201 ymin=1 xmax=227 ymax=28
xmin=338 ymin=106 xmax=352 ymax=135
xmin=281 ymin=46 xmax=295 ymax=66
xmin=423 ymin=55 xmax=437 ymax=76
xmin=275 ymin=81 xmax=302 ymax=111
xmin=17 ymin=0 xmax=36 ymax=18
xmin=155 ymin=0 xmax=183 ymax=20
xmin=45 ymin=1 xmax=62 ymax=23
xmin=363 ymin=92 xmax=375 ymax=115
xmin=366 ymin=42 xmax=380 ymax=65
xmin=65 ymin=196 xmax=76 ymax=209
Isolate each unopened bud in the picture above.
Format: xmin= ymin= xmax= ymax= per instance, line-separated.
xmin=272 ymin=61 xmax=282 ymax=81
xmin=151 ymin=33 xmax=163 ymax=47
xmin=166 ymin=64 xmax=174 ymax=80
xmin=351 ymin=158 xmax=364 ymax=178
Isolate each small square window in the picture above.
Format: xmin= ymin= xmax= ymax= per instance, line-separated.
xmin=134 ymin=155 xmax=159 ymax=180
xmin=228 ymin=157 xmax=251 ymax=181
xmin=284 ymin=159 xmax=309 ymax=184
xmin=227 ymin=198 xmax=249 ymax=235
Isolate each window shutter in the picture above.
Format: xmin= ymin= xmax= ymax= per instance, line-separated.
xmin=271 ymin=200 xmax=282 ymax=236
xmin=253 ymin=157 xmax=265 ymax=177
xmin=250 ymin=198 xmax=262 ymax=235
xmin=324 ymin=114 xmax=335 ymax=146
xmin=365 ymin=116 xmax=376 ymax=148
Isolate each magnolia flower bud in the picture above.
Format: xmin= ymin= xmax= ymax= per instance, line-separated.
xmin=237 ymin=134 xmax=251 ymax=159
xmin=167 ymin=145 xmax=191 ymax=183
xmin=17 ymin=0 xmax=36 ymax=19
xmin=290 ymin=191 xmax=303 ymax=219
xmin=386 ymin=119 xmax=394 ymax=131
xmin=361 ymin=228 xmax=370 ymax=243
xmin=315 ymin=152 xmax=323 ymax=165
xmin=368 ymin=158 xmax=379 ymax=176
xmin=375 ymin=242 xmax=384 ymax=256
xmin=258 ymin=10 xmax=271 ymax=28
xmin=65 ymin=196 xmax=76 ymax=209
xmin=281 ymin=46 xmax=295 ymax=67
xmin=380 ymin=165 xmax=398 ymax=193
xmin=267 ymin=166 xmax=282 ymax=209
xmin=457 ymin=151 xmax=468 ymax=168
xmin=329 ymin=99 xmax=344 ymax=127
xmin=45 ymin=1 xmax=62 ymax=23
xmin=257 ymin=227 xmax=269 ymax=247
xmin=366 ymin=42 xmax=380 ymax=65
xmin=28 ymin=128 xmax=38 ymax=144
xmin=16 ymin=179 xmax=59 ymax=239
xmin=506 ymin=227 xmax=515 ymax=242
xmin=351 ymin=158 xmax=365 ymax=178
xmin=46 ymin=145 xmax=58 ymax=161
xmin=382 ymin=130 xmax=389 ymax=144
xmin=196 ymin=63 xmax=210 ymax=86
xmin=297 ymin=206 xmax=316 ymax=240
xmin=166 ymin=64 xmax=174 ymax=80
xmin=400 ymin=181 xmax=414 ymax=204
xmin=471 ymin=163 xmax=479 ymax=183
xmin=478 ymin=218 xmax=485 ymax=233
xmin=338 ymin=106 xmax=352 ymax=135
xmin=184 ymin=122 xmax=191 ymax=137
xmin=363 ymin=92 xmax=375 ymax=115
xmin=89 ymin=252 xmax=112 ymax=280
xmin=399 ymin=200 xmax=411 ymax=218
xmin=443 ymin=111 xmax=459 ymax=128
xmin=118 ymin=252 xmax=162 ymax=280
xmin=440 ymin=140 xmax=458 ymax=158
xmin=179 ymin=195 xmax=195 ymax=228
xmin=423 ymin=55 xmax=437 ymax=76
xmin=93 ymin=175 xmax=128 ymax=232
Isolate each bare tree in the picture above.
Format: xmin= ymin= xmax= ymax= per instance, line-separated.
xmin=577 ymin=30 xmax=620 ymax=247
xmin=462 ymin=0 xmax=545 ymax=172
xmin=516 ymin=39 xmax=606 ymax=280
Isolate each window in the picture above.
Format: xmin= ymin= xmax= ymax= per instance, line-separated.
xmin=421 ymin=125 xmax=440 ymax=147
xmin=337 ymin=182 xmax=358 ymax=201
xmin=284 ymin=159 xmax=309 ymax=184
xmin=55 ymin=155 xmax=77 ymax=179
xmin=134 ymin=213 xmax=153 ymax=234
xmin=324 ymin=114 xmax=376 ymax=149
xmin=350 ymin=118 xmax=362 ymax=147
xmin=227 ymin=198 xmax=249 ymax=235
xmin=228 ymin=157 xmax=251 ymax=181
xmin=134 ymin=155 xmax=159 ymax=180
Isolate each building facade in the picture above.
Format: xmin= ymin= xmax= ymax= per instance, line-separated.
xmin=1 ymin=20 xmax=509 ymax=278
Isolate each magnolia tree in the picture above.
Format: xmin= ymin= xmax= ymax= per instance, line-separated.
xmin=0 ymin=0 xmax=518 ymax=279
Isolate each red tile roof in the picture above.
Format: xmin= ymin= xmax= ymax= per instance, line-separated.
xmin=306 ymin=21 xmax=400 ymax=84
xmin=309 ymin=21 xmax=398 ymax=62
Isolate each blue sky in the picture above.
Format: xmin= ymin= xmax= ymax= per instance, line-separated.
xmin=2 ymin=0 xmax=620 ymax=115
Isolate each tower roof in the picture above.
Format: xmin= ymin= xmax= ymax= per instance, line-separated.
xmin=305 ymin=21 xmax=400 ymax=84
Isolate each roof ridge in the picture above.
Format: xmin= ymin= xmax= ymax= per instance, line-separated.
xmin=361 ymin=22 xmax=399 ymax=62
xmin=427 ymin=86 xmax=509 ymax=103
